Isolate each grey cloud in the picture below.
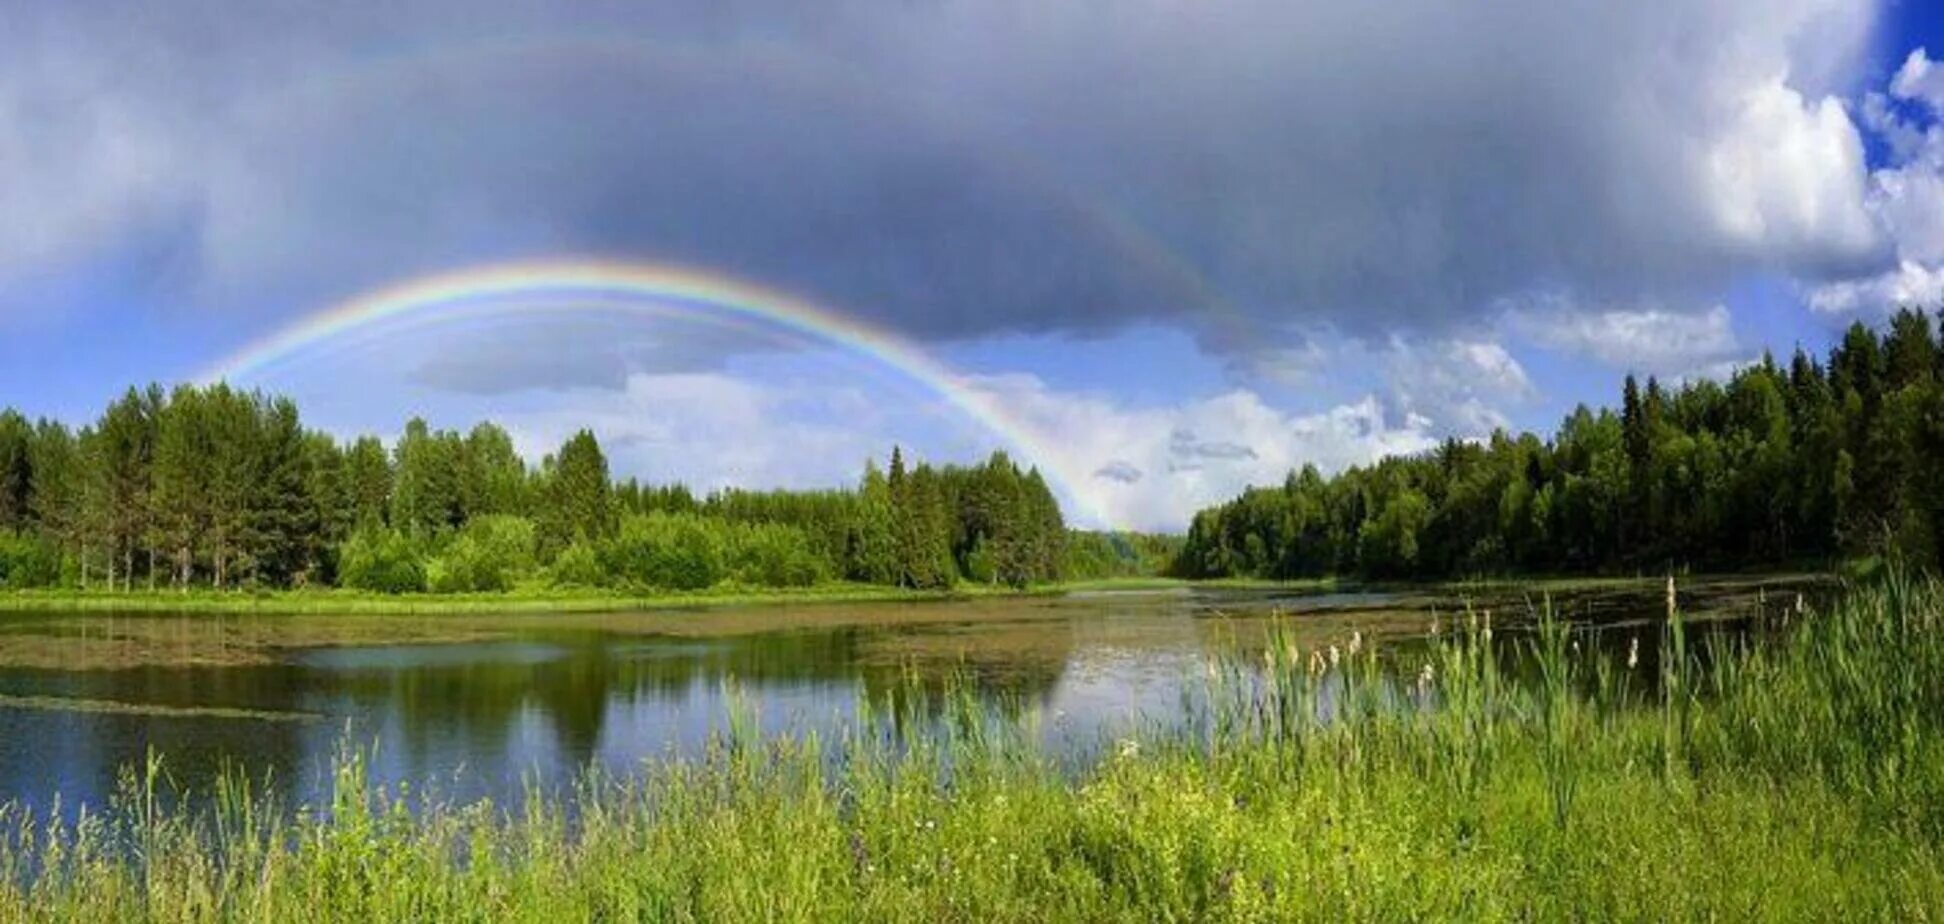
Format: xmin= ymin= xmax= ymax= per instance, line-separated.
xmin=406 ymin=313 xmax=782 ymax=395
xmin=1092 ymin=460 xmax=1143 ymax=484
xmin=0 ymin=0 xmax=1900 ymax=379
xmin=1169 ymin=429 xmax=1259 ymax=461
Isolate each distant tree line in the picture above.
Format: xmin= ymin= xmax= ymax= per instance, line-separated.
xmin=1176 ymin=310 xmax=1944 ymax=580
xmin=0 ymin=383 xmax=1131 ymax=593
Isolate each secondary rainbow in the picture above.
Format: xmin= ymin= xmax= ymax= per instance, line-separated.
xmin=200 ymin=259 xmax=1110 ymax=526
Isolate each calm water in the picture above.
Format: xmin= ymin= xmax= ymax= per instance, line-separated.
xmin=0 ymin=578 xmax=1818 ymax=816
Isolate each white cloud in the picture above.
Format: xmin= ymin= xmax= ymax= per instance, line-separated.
xmin=1891 ymin=48 xmax=1944 ymax=114
xmin=1700 ymin=76 xmax=1878 ymax=261
xmin=1504 ymin=301 xmax=1746 ymax=378
xmin=960 ymin=374 xmax=1438 ymax=531
xmin=1806 ymin=48 xmax=1944 ymax=317
xmin=1808 ymin=261 xmax=1944 ymax=315
xmin=1381 ymin=338 xmax=1533 ymax=435
xmin=492 ymin=373 xmax=897 ymax=496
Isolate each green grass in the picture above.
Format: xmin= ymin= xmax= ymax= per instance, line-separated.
xmin=0 ymin=580 xmax=1067 ymax=616
xmin=0 ymin=576 xmax=1937 ymax=921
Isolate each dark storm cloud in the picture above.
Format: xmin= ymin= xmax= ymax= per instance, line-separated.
xmin=0 ymin=0 xmax=1898 ymax=389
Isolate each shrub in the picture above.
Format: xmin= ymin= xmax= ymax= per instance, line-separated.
xmin=427 ymin=515 xmax=537 ymax=593
xmin=547 ymin=541 xmax=605 ymax=588
xmin=600 ymin=513 xmax=724 ymax=591
xmin=726 ymin=521 xmax=826 ymax=587
xmin=337 ymin=527 xmax=427 ymax=594
xmin=0 ymin=531 xmax=60 ymax=589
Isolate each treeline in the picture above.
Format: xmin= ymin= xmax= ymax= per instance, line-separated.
xmin=0 ymin=382 xmax=1120 ymax=593
xmin=1178 ymin=309 xmax=1944 ymax=580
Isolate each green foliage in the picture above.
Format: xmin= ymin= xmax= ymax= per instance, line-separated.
xmin=390 ymin=418 xmax=466 ymax=536
xmin=0 ymin=410 xmax=32 ymax=531
xmin=0 ymin=381 xmax=1075 ymax=595
xmin=724 ymin=521 xmax=826 ymax=587
xmin=1180 ymin=309 xmax=1944 ymax=580
xmin=336 ymin=527 xmax=426 ymax=594
xmin=541 ymin=430 xmax=614 ymax=551
xmin=600 ymin=512 xmax=726 ymax=591
xmin=427 ymin=515 xmax=537 ymax=593
xmin=845 ymin=461 xmax=899 ymax=585
xmin=546 ymin=540 xmax=605 ymax=588
xmin=0 ymin=530 xmax=60 ymax=588
xmin=1061 ymin=530 xmax=1184 ymax=580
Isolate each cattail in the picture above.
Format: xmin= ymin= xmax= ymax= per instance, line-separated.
xmin=1328 ymin=644 xmax=1341 ymax=668
xmin=1666 ymin=575 xmax=1677 ymax=622
xmin=1348 ymin=631 xmax=1363 ymax=657
xmin=1626 ymin=636 xmax=1639 ymax=670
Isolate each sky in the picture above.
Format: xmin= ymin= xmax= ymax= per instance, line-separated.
xmin=4 ymin=0 xmax=1944 ymax=531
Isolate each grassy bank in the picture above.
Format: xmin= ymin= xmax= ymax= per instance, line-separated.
xmin=0 ymin=575 xmax=1937 ymax=921
xmin=0 ymin=580 xmax=1088 ymax=617
xmin=0 ymin=571 xmax=1832 ymax=618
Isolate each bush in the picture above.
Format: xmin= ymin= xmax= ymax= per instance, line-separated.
xmin=600 ymin=513 xmax=724 ymax=591
xmin=726 ymin=521 xmax=826 ymax=587
xmin=547 ymin=541 xmax=605 ymax=588
xmin=427 ymin=515 xmax=537 ymax=593
xmin=337 ymin=528 xmax=427 ymax=594
xmin=0 ymin=531 xmax=60 ymax=589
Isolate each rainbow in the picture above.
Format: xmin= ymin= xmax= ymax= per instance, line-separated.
xmin=200 ymin=259 xmax=1111 ymax=526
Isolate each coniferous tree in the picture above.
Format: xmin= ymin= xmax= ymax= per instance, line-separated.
xmin=0 ymin=411 xmax=32 ymax=532
xmin=344 ymin=436 xmax=393 ymax=530
xmin=847 ymin=460 xmax=898 ymax=584
xmin=543 ymin=430 xmax=613 ymax=550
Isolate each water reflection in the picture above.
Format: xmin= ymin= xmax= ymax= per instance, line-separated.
xmin=0 ymin=577 xmax=1824 ymax=816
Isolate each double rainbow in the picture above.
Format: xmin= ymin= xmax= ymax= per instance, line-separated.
xmin=199 ymin=259 xmax=1108 ymax=526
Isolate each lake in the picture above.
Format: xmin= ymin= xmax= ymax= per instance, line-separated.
xmin=0 ymin=575 xmax=1824 ymax=817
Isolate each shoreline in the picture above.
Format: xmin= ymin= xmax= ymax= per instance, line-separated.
xmin=0 ymin=570 xmax=1834 ymax=618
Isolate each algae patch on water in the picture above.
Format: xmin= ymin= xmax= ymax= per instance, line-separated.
xmin=0 ymin=693 xmax=321 ymax=722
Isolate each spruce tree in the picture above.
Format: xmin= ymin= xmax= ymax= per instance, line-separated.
xmin=543 ymin=430 xmax=614 ymax=550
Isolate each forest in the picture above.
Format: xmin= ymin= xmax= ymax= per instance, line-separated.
xmin=1177 ymin=309 xmax=1944 ymax=580
xmin=0 ymin=385 xmax=1170 ymax=593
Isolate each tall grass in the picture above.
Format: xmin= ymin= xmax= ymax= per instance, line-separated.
xmin=0 ymin=578 xmax=1940 ymax=921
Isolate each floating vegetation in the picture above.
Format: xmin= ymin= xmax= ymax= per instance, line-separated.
xmin=0 ymin=694 xmax=320 ymax=723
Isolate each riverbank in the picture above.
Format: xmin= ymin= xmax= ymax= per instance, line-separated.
xmin=0 ymin=580 xmax=1081 ymax=616
xmin=0 ymin=570 xmax=1835 ymax=618
xmin=0 ymin=576 xmax=1934 ymax=921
